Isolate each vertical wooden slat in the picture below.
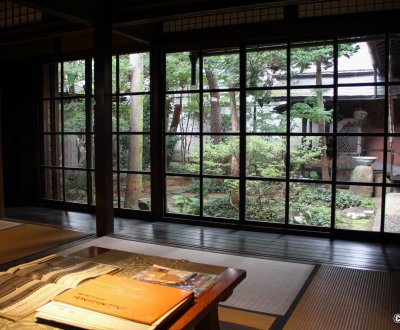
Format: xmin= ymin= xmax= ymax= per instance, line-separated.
xmin=150 ymin=45 xmax=163 ymax=219
xmin=0 ymin=66 xmax=4 ymax=218
xmin=94 ymin=0 xmax=114 ymax=236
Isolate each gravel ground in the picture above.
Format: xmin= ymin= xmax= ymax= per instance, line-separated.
xmin=385 ymin=215 xmax=400 ymax=233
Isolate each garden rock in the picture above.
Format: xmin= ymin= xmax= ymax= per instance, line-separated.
xmin=289 ymin=211 xmax=309 ymax=224
xmin=138 ymin=198 xmax=150 ymax=210
xmin=385 ymin=193 xmax=400 ymax=216
xmin=341 ymin=207 xmax=375 ymax=220
xmin=349 ymin=165 xmax=373 ymax=197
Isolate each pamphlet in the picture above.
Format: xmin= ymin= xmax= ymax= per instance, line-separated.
xmin=53 ymin=274 xmax=194 ymax=325
xmin=132 ymin=264 xmax=220 ymax=297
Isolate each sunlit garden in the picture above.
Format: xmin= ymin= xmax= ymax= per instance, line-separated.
xmin=42 ymin=36 xmax=400 ymax=233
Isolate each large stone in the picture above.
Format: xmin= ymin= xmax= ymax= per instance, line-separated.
xmin=385 ymin=193 xmax=400 ymax=216
xmin=373 ymin=173 xmax=391 ymax=197
xmin=341 ymin=207 xmax=375 ymax=220
xmin=350 ymin=165 xmax=373 ymax=197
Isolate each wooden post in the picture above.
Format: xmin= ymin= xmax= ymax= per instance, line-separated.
xmin=150 ymin=45 xmax=163 ymax=219
xmin=0 ymin=67 xmax=4 ymax=218
xmin=94 ymin=1 xmax=113 ymax=236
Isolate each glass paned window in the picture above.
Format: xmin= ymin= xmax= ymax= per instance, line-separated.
xmin=112 ymin=52 xmax=152 ymax=211
xmin=338 ymin=36 xmax=385 ymax=84
xmin=41 ymin=59 xmax=92 ymax=205
xmin=289 ymin=183 xmax=332 ymax=227
xmin=290 ymin=41 xmax=334 ymax=86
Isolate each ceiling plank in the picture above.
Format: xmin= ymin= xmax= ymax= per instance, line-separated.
xmin=112 ymin=28 xmax=154 ymax=46
xmin=0 ymin=20 xmax=92 ymax=46
xmin=110 ymin=0 xmax=317 ymax=27
xmin=15 ymin=0 xmax=96 ymax=26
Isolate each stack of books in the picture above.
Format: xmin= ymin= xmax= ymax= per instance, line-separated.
xmin=36 ymin=274 xmax=194 ymax=329
xmin=0 ymin=254 xmax=121 ymax=321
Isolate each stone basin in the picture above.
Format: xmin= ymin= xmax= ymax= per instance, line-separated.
xmin=352 ymin=156 xmax=378 ymax=166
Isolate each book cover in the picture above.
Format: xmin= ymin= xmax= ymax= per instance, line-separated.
xmin=132 ymin=264 xmax=195 ymax=284
xmin=37 ymin=301 xmax=154 ymax=330
xmin=53 ymin=274 xmax=194 ymax=325
xmin=132 ymin=264 xmax=220 ymax=297
xmin=36 ymin=299 xmax=189 ymax=330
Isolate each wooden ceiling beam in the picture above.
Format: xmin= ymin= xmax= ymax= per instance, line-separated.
xmin=15 ymin=0 xmax=96 ymax=26
xmin=112 ymin=28 xmax=154 ymax=46
xmin=0 ymin=20 xmax=92 ymax=46
xmin=110 ymin=0 xmax=301 ymax=27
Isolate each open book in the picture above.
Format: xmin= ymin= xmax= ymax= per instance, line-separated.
xmin=0 ymin=254 xmax=120 ymax=321
xmin=131 ymin=264 xmax=220 ymax=297
xmin=37 ymin=274 xmax=194 ymax=329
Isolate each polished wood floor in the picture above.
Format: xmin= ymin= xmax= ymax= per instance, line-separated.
xmin=5 ymin=206 xmax=400 ymax=271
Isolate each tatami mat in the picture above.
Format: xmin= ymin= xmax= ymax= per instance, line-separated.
xmin=219 ymin=306 xmax=276 ymax=330
xmin=0 ymin=219 xmax=21 ymax=231
xmin=0 ymin=224 xmax=91 ymax=265
xmin=284 ymin=265 xmax=400 ymax=330
xmin=59 ymin=236 xmax=314 ymax=316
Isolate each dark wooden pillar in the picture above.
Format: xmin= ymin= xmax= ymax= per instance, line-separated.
xmin=150 ymin=46 xmax=163 ymax=219
xmin=94 ymin=3 xmax=113 ymax=236
xmin=0 ymin=68 xmax=4 ymax=218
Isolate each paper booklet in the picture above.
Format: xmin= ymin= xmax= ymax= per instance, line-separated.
xmin=0 ymin=254 xmax=121 ymax=321
xmin=131 ymin=264 xmax=221 ymax=297
xmin=37 ymin=274 xmax=194 ymax=329
xmin=37 ymin=297 xmax=188 ymax=330
xmin=131 ymin=264 xmax=195 ymax=284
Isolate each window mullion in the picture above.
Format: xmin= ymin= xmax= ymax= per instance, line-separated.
xmin=285 ymin=42 xmax=291 ymax=228
xmin=239 ymin=45 xmax=246 ymax=224
xmin=199 ymin=50 xmax=204 ymax=218
xmin=61 ymin=62 xmax=66 ymax=203
xmin=331 ymin=38 xmax=339 ymax=231
xmin=86 ymin=58 xmax=93 ymax=205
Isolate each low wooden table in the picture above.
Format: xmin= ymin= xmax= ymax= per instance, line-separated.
xmin=75 ymin=246 xmax=246 ymax=330
xmin=0 ymin=246 xmax=246 ymax=330
xmin=169 ymin=267 xmax=246 ymax=330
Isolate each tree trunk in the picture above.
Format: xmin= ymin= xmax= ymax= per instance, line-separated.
xmin=316 ymin=60 xmax=330 ymax=181
xmin=166 ymin=98 xmax=182 ymax=166
xmin=205 ymin=69 xmax=222 ymax=143
xmin=229 ymin=88 xmax=239 ymax=176
xmin=229 ymin=89 xmax=239 ymax=209
xmin=169 ymin=99 xmax=182 ymax=133
xmin=124 ymin=54 xmax=144 ymax=209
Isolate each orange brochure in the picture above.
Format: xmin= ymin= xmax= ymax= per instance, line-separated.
xmin=53 ymin=274 xmax=194 ymax=325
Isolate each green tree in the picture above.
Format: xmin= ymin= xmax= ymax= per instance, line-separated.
xmin=290 ymin=44 xmax=359 ymax=180
xmin=165 ymin=52 xmax=198 ymax=167
xmin=124 ymin=53 xmax=144 ymax=209
xmin=63 ymin=60 xmax=85 ymax=95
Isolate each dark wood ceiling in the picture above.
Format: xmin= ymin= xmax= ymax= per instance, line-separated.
xmin=2 ymin=0 xmax=400 ymax=78
xmin=1 ymin=0 xmax=318 ymax=47
xmin=14 ymin=0 xmax=314 ymax=26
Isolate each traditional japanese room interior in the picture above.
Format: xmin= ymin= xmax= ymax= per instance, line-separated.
xmin=0 ymin=0 xmax=400 ymax=329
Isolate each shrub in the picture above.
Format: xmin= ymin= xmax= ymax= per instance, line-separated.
xmin=360 ymin=198 xmax=376 ymax=209
xmin=246 ymin=196 xmax=285 ymax=222
xmin=203 ymin=197 xmax=237 ymax=218
xmin=290 ymin=203 xmax=331 ymax=227
xmin=190 ymin=179 xmax=228 ymax=197
xmin=335 ymin=190 xmax=361 ymax=209
xmin=307 ymin=206 xmax=331 ymax=227
xmin=172 ymin=195 xmax=199 ymax=214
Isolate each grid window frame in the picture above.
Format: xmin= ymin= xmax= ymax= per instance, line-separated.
xmin=112 ymin=52 xmax=152 ymax=212
xmin=163 ymin=34 xmax=400 ymax=234
xmin=40 ymin=59 xmax=94 ymax=205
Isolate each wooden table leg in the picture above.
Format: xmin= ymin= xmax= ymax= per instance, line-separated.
xmin=195 ymin=307 xmax=220 ymax=330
